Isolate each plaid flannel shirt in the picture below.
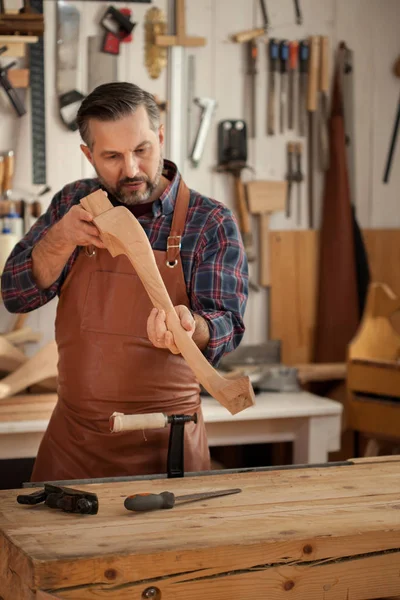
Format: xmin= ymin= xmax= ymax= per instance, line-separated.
xmin=1 ymin=160 xmax=248 ymax=365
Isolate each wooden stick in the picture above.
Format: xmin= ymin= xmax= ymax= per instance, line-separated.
xmin=0 ymin=341 xmax=58 ymax=400
xmin=3 ymin=327 xmax=42 ymax=345
xmin=0 ymin=337 xmax=27 ymax=372
xmin=81 ymin=191 xmax=255 ymax=415
xmin=111 ymin=412 xmax=167 ymax=432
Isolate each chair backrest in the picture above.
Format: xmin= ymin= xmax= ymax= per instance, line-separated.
xmin=348 ymin=282 xmax=400 ymax=362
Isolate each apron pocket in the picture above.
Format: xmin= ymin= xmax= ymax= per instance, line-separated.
xmin=81 ymin=270 xmax=153 ymax=338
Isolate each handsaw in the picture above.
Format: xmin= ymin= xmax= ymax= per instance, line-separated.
xmin=56 ymin=0 xmax=85 ymax=131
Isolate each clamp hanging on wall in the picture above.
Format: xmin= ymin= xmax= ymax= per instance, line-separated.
xmin=101 ymin=6 xmax=136 ymax=55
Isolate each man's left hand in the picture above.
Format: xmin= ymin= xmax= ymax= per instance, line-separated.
xmin=147 ymin=305 xmax=195 ymax=354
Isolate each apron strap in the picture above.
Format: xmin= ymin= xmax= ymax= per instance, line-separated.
xmin=166 ymin=178 xmax=191 ymax=267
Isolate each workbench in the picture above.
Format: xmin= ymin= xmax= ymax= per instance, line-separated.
xmin=0 ymin=392 xmax=342 ymax=464
xmin=0 ymin=456 xmax=400 ymax=599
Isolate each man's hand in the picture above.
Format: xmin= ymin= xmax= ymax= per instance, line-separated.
xmin=58 ymin=205 xmax=106 ymax=250
xmin=147 ymin=305 xmax=195 ymax=354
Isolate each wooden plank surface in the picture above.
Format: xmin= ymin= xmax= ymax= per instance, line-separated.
xmin=269 ymin=229 xmax=400 ymax=364
xmin=1 ymin=458 xmax=400 ymax=598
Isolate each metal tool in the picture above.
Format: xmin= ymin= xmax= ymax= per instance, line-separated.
xmin=383 ymin=55 xmax=400 ymax=183
xmin=279 ymin=40 xmax=289 ymax=134
xmin=30 ymin=0 xmax=46 ymax=185
xmin=285 ymin=142 xmax=295 ymax=218
xmin=231 ymin=0 xmax=269 ymax=44
xmin=100 ymin=5 xmax=135 ymax=55
xmin=88 ymin=35 xmax=118 ymax=93
xmin=246 ymin=38 xmax=258 ymax=139
xmin=294 ymin=142 xmax=304 ymax=225
xmin=190 ymin=97 xmax=216 ymax=167
xmin=298 ymin=39 xmax=309 ymax=136
xmin=56 ymin=0 xmax=85 ymax=131
xmin=17 ymin=483 xmax=99 ymax=515
xmin=2 ymin=150 xmax=14 ymax=200
xmin=187 ymin=54 xmax=195 ymax=157
xmin=124 ymin=488 xmax=241 ymax=512
xmin=110 ymin=412 xmax=198 ymax=478
xmin=267 ymin=38 xmax=279 ymax=135
xmin=307 ymin=36 xmax=320 ymax=228
xmin=288 ymin=40 xmax=298 ymax=130
xmin=293 ymin=0 xmax=303 ymax=25
xmin=0 ymin=47 xmax=26 ymax=116
xmin=319 ymin=36 xmax=330 ymax=171
xmin=339 ymin=42 xmax=356 ymax=202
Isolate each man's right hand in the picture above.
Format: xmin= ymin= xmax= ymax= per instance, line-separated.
xmin=58 ymin=205 xmax=106 ymax=250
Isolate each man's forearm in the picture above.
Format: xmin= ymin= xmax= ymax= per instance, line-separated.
xmin=192 ymin=313 xmax=210 ymax=351
xmin=32 ymin=221 xmax=76 ymax=290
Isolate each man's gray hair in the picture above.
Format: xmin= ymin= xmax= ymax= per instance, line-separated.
xmin=76 ymin=82 xmax=160 ymax=148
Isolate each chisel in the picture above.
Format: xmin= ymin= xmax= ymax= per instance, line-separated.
xmin=307 ymin=36 xmax=320 ymax=228
xmin=267 ymin=38 xmax=279 ymax=135
xmin=247 ymin=38 xmax=258 ymax=139
xmin=294 ymin=142 xmax=304 ymax=225
xmin=279 ymin=40 xmax=289 ymax=134
xmin=288 ymin=40 xmax=299 ymax=130
xmin=298 ymin=39 xmax=309 ymax=136
xmin=286 ymin=142 xmax=295 ymax=218
xmin=319 ymin=36 xmax=330 ymax=171
xmin=3 ymin=150 xmax=14 ymax=200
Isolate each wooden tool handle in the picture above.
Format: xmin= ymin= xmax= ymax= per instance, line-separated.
xmin=259 ymin=214 xmax=270 ymax=287
xmin=3 ymin=150 xmax=14 ymax=194
xmin=81 ymin=191 xmax=255 ymax=415
xmin=234 ymin=174 xmax=252 ymax=235
xmin=232 ymin=27 xmax=265 ymax=44
xmin=307 ymin=36 xmax=320 ymax=112
xmin=110 ymin=412 xmax=167 ymax=432
xmin=319 ymin=36 xmax=329 ymax=93
xmin=176 ymin=0 xmax=185 ymax=39
xmin=0 ymin=156 xmax=4 ymax=197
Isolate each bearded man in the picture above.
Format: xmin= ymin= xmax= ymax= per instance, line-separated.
xmin=1 ymin=82 xmax=248 ymax=481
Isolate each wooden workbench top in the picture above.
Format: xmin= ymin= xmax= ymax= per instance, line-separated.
xmin=1 ymin=456 xmax=400 ymax=599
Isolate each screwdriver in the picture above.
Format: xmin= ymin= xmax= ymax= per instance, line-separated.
xmin=298 ymin=39 xmax=309 ymax=136
xmin=288 ymin=40 xmax=299 ymax=130
xmin=279 ymin=40 xmax=290 ymax=134
xmin=267 ymin=38 xmax=279 ymax=135
xmin=124 ymin=488 xmax=242 ymax=512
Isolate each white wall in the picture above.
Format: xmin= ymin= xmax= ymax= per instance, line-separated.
xmin=1 ymin=0 xmax=400 ymax=349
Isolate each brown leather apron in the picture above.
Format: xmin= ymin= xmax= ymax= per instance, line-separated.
xmin=31 ymin=180 xmax=210 ymax=481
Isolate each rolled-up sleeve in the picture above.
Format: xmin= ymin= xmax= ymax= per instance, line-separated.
xmin=1 ymin=191 xmax=73 ymax=313
xmin=190 ymin=206 xmax=248 ymax=366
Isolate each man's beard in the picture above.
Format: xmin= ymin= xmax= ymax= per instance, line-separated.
xmin=96 ymin=155 xmax=164 ymax=206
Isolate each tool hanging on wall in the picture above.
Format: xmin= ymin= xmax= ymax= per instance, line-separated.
xmin=190 ymin=97 xmax=216 ymax=167
xmin=294 ymin=142 xmax=304 ymax=225
xmin=30 ymin=0 xmax=46 ymax=185
xmin=307 ymin=35 xmax=320 ymax=228
xmin=246 ymin=38 xmax=258 ymax=139
xmin=293 ymin=0 xmax=303 ymax=25
xmin=339 ymin=42 xmax=356 ymax=203
xmin=56 ymin=0 xmax=85 ymax=132
xmin=216 ymin=120 xmax=256 ymax=265
xmin=100 ymin=5 xmax=135 ymax=55
xmin=298 ymin=39 xmax=309 ymax=137
xmin=154 ymin=0 xmax=206 ymax=169
xmin=0 ymin=46 xmax=26 ymax=116
xmin=319 ymin=36 xmax=330 ymax=171
xmin=144 ymin=6 xmax=167 ymax=79
xmin=288 ymin=41 xmax=298 ymax=130
xmin=279 ymin=40 xmax=289 ymax=134
xmin=285 ymin=142 xmax=295 ymax=217
xmin=246 ymin=180 xmax=286 ymax=287
xmin=383 ymin=55 xmax=400 ymax=184
xmin=267 ymin=38 xmax=279 ymax=135
xmin=88 ymin=36 xmax=117 ymax=93
xmin=231 ymin=0 xmax=269 ymax=44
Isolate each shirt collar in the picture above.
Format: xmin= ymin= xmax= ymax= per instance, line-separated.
xmin=152 ymin=159 xmax=181 ymax=217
